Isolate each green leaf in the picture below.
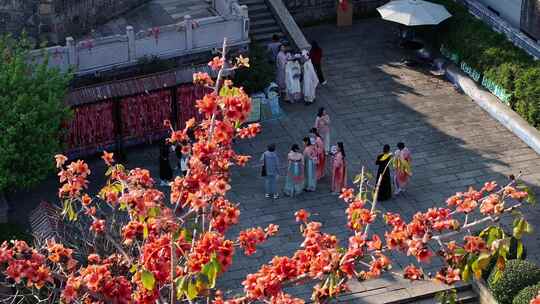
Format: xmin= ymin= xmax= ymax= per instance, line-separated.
xmin=148 ymin=206 xmax=160 ymax=218
xmin=187 ymin=278 xmax=198 ymax=300
xmin=201 ymin=255 xmax=221 ymax=288
xmin=141 ymin=270 xmax=155 ymax=290
xmin=525 ymin=186 xmax=536 ymax=205
xmin=129 ymin=264 xmax=137 ymax=273
xmin=513 ymin=218 xmax=528 ymax=239
xmin=462 ymin=263 xmax=471 ymax=282
xmin=516 ymin=239 xmax=524 ymax=259
xmin=176 ymin=276 xmax=187 ymax=300
xmin=143 ymin=224 xmax=149 ymax=239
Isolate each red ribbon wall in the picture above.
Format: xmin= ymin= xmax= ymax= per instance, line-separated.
xmin=120 ymin=90 xmax=172 ymax=139
xmin=65 ymin=101 xmax=116 ymax=150
xmin=64 ymin=84 xmax=212 ymax=156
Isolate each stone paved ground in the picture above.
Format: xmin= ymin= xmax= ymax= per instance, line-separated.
xmin=9 ymin=18 xmax=540 ymax=303
xmin=217 ymin=19 xmax=540 ymax=300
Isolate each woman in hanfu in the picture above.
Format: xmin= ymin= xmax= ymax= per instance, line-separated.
xmin=303 ymin=137 xmax=318 ymax=192
xmin=276 ymin=44 xmax=288 ymax=96
xmin=315 ymin=107 xmax=331 ymax=154
xmin=375 ymin=144 xmax=393 ymax=201
xmin=284 ymin=144 xmax=304 ymax=197
xmin=310 ymin=128 xmax=326 ymax=180
xmin=394 ymin=142 xmax=412 ymax=195
xmin=331 ymin=142 xmax=347 ymax=194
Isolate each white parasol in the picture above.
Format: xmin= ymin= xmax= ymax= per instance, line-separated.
xmin=377 ymin=0 xmax=452 ymax=26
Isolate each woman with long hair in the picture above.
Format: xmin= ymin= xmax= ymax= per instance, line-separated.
xmin=284 ymin=144 xmax=305 ymax=197
xmin=303 ymin=137 xmax=318 ymax=192
xmin=310 ymin=128 xmax=326 ymax=180
xmin=331 ymin=142 xmax=347 ymax=193
xmin=314 ymin=107 xmax=331 ymax=154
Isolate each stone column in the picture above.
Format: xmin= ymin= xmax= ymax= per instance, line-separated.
xmin=185 ymin=15 xmax=193 ymax=50
xmin=126 ymin=26 xmax=136 ymax=61
xmin=66 ymin=37 xmax=77 ymax=70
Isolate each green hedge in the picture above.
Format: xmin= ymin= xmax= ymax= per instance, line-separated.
xmin=422 ymin=0 xmax=540 ymax=128
xmin=487 ymin=259 xmax=540 ymax=304
xmin=513 ymin=282 xmax=540 ymax=304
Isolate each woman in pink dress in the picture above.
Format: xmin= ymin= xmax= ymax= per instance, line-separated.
xmin=315 ymin=107 xmax=331 ymax=154
xmin=310 ymin=127 xmax=326 ymax=180
xmin=331 ymin=142 xmax=347 ymax=194
xmin=394 ymin=142 xmax=412 ymax=194
xmin=303 ymin=137 xmax=318 ymax=191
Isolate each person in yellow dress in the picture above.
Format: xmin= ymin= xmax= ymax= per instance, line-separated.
xmin=219 ymin=79 xmax=240 ymax=97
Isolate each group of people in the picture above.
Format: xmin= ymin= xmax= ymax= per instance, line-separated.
xmin=375 ymin=142 xmax=413 ymax=201
xmin=159 ymin=139 xmax=191 ymax=186
xmin=260 ymin=107 xmax=413 ymax=201
xmin=260 ymin=107 xmax=347 ymax=199
xmin=267 ymin=35 xmax=327 ymax=105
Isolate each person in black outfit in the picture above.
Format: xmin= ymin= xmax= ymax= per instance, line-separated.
xmin=375 ymin=144 xmax=393 ymax=201
xmin=159 ymin=140 xmax=173 ymax=186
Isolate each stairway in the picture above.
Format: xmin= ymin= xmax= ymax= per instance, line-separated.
xmin=237 ymin=0 xmax=285 ymax=45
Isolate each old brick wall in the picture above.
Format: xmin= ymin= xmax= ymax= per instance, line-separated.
xmin=284 ymin=0 xmax=389 ymax=25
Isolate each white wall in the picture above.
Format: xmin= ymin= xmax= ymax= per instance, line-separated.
xmin=476 ymin=0 xmax=523 ymax=27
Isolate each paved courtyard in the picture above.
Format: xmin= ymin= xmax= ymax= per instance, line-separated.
xmin=218 ymin=19 xmax=540 ymax=300
xmin=8 ymin=18 xmax=540 ymax=303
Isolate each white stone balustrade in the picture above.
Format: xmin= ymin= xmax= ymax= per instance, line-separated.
xmin=29 ymin=0 xmax=250 ymax=76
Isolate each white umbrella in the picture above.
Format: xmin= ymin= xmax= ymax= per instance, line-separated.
xmin=377 ymin=0 xmax=452 ymax=26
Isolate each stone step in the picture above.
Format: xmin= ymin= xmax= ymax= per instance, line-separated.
xmin=250 ymin=11 xmax=273 ymax=20
xmin=251 ymin=18 xmax=278 ymax=29
xmin=238 ymin=0 xmax=265 ymax=6
xmin=251 ymin=32 xmax=284 ymax=44
xmin=246 ymin=3 xmax=267 ymax=14
xmin=251 ymin=25 xmax=281 ymax=36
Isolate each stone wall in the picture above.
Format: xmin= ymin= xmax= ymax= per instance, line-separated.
xmin=41 ymin=0 xmax=149 ymax=41
xmin=284 ymin=0 xmax=388 ymax=25
xmin=0 ymin=0 xmax=40 ymax=38
xmin=521 ymin=0 xmax=540 ymax=40
xmin=0 ymin=0 xmax=149 ymax=44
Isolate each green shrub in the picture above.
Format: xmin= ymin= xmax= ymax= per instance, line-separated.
xmin=418 ymin=0 xmax=540 ymax=129
xmin=488 ymin=259 xmax=540 ymax=304
xmin=233 ymin=44 xmax=274 ymax=95
xmin=513 ymin=283 xmax=540 ymax=304
xmin=0 ymin=223 xmax=32 ymax=244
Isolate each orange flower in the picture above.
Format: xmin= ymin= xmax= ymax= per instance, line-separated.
xmin=481 ymin=181 xmax=498 ymax=192
xmin=55 ymin=154 xmax=68 ymax=168
xmin=295 ymin=209 xmax=310 ymax=222
xmin=435 ymin=267 xmax=460 ymax=285
xmin=193 ymin=72 xmax=215 ymax=86
xmin=403 ymin=265 xmax=424 ymax=280
xmin=90 ymin=219 xmax=105 ymax=234
xmin=339 ymin=188 xmax=354 ymax=202
xmin=208 ymin=56 xmax=224 ymax=71
xmin=367 ymin=234 xmax=382 ymax=251
xmin=265 ymin=224 xmax=279 ymax=236
xmin=463 ymin=236 xmax=487 ymax=253
xmin=101 ymin=151 xmax=114 ymax=166
xmin=81 ymin=194 xmax=92 ymax=206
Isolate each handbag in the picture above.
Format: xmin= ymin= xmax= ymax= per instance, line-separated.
xmin=261 ymin=154 xmax=267 ymax=177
